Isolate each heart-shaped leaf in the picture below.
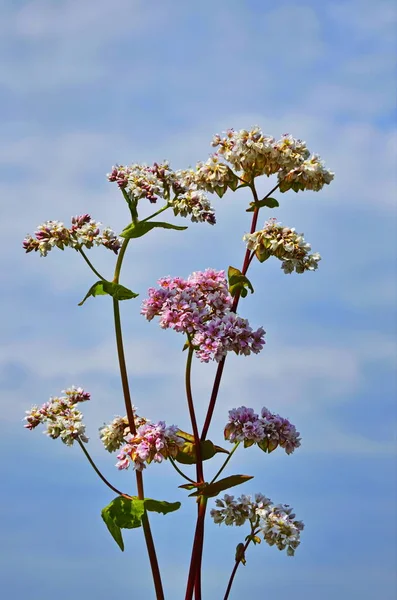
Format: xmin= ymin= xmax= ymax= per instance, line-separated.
xmin=78 ymin=281 xmax=138 ymax=306
xmin=101 ymin=496 xmax=145 ymax=551
xmin=101 ymin=495 xmax=181 ymax=551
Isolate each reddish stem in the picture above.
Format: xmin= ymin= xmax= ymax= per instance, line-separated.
xmin=201 ymin=182 xmax=278 ymax=441
xmin=185 ymin=497 xmax=207 ymax=600
xmin=223 ymin=538 xmax=252 ymax=600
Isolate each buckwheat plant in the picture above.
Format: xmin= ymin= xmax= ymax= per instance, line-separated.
xmin=23 ymin=126 xmax=333 ymax=599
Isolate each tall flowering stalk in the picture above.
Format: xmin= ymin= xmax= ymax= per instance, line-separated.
xmin=23 ymin=126 xmax=333 ymax=599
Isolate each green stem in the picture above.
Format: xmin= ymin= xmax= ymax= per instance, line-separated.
xmin=78 ymin=248 xmax=107 ymax=281
xmin=113 ymin=238 xmax=130 ymax=283
xmin=112 ymin=237 xmax=164 ymax=600
xmin=169 ymin=457 xmax=197 ymax=485
xmin=210 ymin=442 xmax=240 ymax=485
xmin=141 ymin=204 xmax=170 ymax=222
xmin=76 ymin=437 xmax=130 ymax=498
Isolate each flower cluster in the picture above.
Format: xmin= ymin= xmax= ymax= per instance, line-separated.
xmin=224 ymin=405 xmax=301 ymax=454
xmin=107 ymin=162 xmax=216 ymax=224
xmin=23 ymin=214 xmax=121 ymax=257
xmin=99 ymin=412 xmax=148 ymax=453
xmin=24 ymin=386 xmax=90 ymax=446
xmin=211 ymin=493 xmax=304 ymax=556
xmin=243 ymin=218 xmax=321 ymax=274
xmin=211 ymin=127 xmax=333 ymax=190
xmin=278 ymin=154 xmax=335 ymax=192
xmin=141 ymin=269 xmax=265 ymax=362
xmin=115 ymin=421 xmax=184 ymax=471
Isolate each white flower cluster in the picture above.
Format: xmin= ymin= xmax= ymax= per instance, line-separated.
xmin=23 ymin=214 xmax=122 ymax=257
xmin=211 ymin=127 xmax=334 ymax=190
xmin=243 ymin=218 xmax=321 ymax=273
xmin=211 ymin=493 xmax=304 ymax=556
xmin=99 ymin=412 xmax=148 ymax=452
xmin=278 ymin=154 xmax=335 ymax=192
xmin=107 ymin=162 xmax=216 ymax=224
xmin=24 ymin=386 xmax=90 ymax=446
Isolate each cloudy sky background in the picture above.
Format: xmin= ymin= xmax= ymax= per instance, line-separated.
xmin=1 ymin=0 xmax=396 ymax=598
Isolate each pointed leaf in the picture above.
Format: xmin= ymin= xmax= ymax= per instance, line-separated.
xmin=176 ymin=429 xmax=195 ymax=443
xmin=213 ymin=184 xmax=228 ymax=198
xmin=227 ymin=266 xmax=254 ymax=298
xmin=189 ymin=474 xmax=254 ymax=498
xmin=179 ymin=483 xmax=197 ymax=490
xmin=79 ymin=281 xmax=138 ymax=306
xmin=144 ymin=499 xmax=181 ymax=515
xmin=175 ymin=439 xmax=229 ymax=465
xmin=226 ymin=168 xmax=240 ymax=191
xmin=246 ymin=197 xmax=279 ymax=212
xmin=101 ymin=496 xmax=145 ymax=551
xmin=175 ymin=440 xmax=215 ymax=465
xmin=120 ymin=221 xmax=187 ymax=239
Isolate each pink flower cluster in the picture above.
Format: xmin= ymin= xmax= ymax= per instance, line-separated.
xmin=116 ymin=421 xmax=184 ymax=471
xmin=141 ymin=269 xmax=265 ymax=362
xmin=24 ymin=386 xmax=90 ymax=446
xmin=23 ymin=214 xmax=121 ymax=257
xmin=224 ymin=406 xmax=301 ymax=454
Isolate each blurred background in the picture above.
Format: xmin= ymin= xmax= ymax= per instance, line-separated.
xmin=0 ymin=0 xmax=396 ymax=598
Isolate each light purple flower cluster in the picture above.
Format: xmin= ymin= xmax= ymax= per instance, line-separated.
xmin=141 ymin=269 xmax=265 ymax=362
xmin=244 ymin=218 xmax=321 ymax=274
xmin=211 ymin=126 xmax=334 ymax=190
xmin=224 ymin=406 xmax=301 ymax=454
xmin=24 ymin=386 xmax=90 ymax=446
xmin=211 ymin=493 xmax=304 ymax=556
xmin=116 ymin=421 xmax=184 ymax=471
xmin=23 ymin=214 xmax=121 ymax=257
xmin=107 ymin=162 xmax=216 ymax=224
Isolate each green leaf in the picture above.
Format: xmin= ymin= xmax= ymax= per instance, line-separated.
xmin=213 ymin=184 xmax=228 ymax=198
xmin=235 ymin=542 xmax=247 ymax=565
xmin=101 ymin=496 xmax=145 ymax=551
xmin=257 ymin=438 xmax=279 ymax=453
xmin=227 ymin=266 xmax=254 ymax=299
xmin=175 ymin=431 xmax=229 ymax=465
xmin=144 ymin=499 xmax=181 ymax=515
xmin=243 ymin=438 xmax=256 ymax=449
xmin=189 ymin=474 xmax=254 ymax=498
xmin=120 ymin=220 xmax=187 ymax=239
xmin=226 ymin=168 xmax=240 ymax=192
xmin=101 ymin=496 xmax=181 ymax=551
xmin=179 ymin=483 xmax=197 ymax=490
xmin=246 ymin=197 xmax=279 ymax=212
xmin=78 ymin=280 xmax=138 ymax=306
xmin=175 ymin=439 xmax=216 ymax=465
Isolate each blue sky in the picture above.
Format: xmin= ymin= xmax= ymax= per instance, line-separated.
xmin=1 ymin=0 xmax=396 ymax=598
